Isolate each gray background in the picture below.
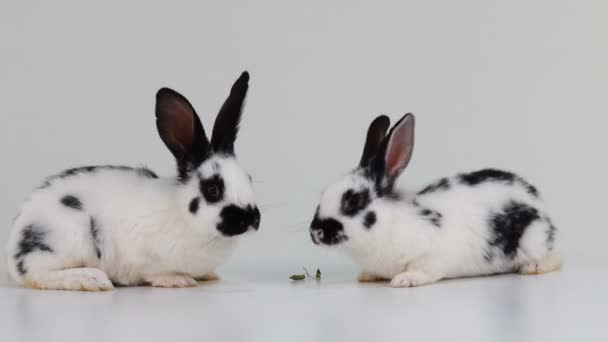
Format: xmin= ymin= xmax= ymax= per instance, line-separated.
xmin=0 ymin=0 xmax=606 ymax=277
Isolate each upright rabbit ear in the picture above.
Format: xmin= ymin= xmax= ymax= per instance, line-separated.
xmin=360 ymin=115 xmax=390 ymax=167
xmin=210 ymin=71 xmax=250 ymax=154
xmin=155 ymin=88 xmax=210 ymax=176
xmin=370 ymin=113 xmax=415 ymax=192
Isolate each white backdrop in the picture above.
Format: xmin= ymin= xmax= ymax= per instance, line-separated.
xmin=1 ymin=1 xmax=606 ymax=276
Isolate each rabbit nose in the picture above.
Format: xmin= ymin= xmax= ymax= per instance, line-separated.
xmin=217 ymin=204 xmax=260 ymax=236
xmin=310 ymin=228 xmax=324 ymax=245
xmin=310 ymin=213 xmax=346 ymax=245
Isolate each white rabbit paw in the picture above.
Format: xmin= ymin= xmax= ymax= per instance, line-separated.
xmin=24 ymin=267 xmax=114 ymax=292
xmin=146 ymin=274 xmax=198 ymax=288
xmin=390 ymin=271 xmax=437 ymax=288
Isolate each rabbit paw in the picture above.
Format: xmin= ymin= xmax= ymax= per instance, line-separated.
xmin=24 ymin=267 xmax=114 ymax=292
xmin=390 ymin=271 xmax=437 ymax=288
xmin=518 ymin=251 xmax=563 ymax=275
xmin=146 ymin=274 xmax=197 ymax=288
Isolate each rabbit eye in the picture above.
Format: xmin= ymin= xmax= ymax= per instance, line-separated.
xmin=343 ymin=196 xmax=360 ymax=215
xmin=200 ymin=175 xmax=225 ymax=203
xmin=341 ymin=189 xmax=371 ymax=217
xmin=207 ymin=185 xmax=218 ymax=196
xmin=345 ymin=197 xmax=359 ymax=211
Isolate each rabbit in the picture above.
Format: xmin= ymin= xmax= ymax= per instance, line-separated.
xmin=309 ymin=113 xmax=562 ymax=287
xmin=6 ymin=71 xmax=260 ymax=291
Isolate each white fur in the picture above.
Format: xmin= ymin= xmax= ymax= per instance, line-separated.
xmin=7 ymin=155 xmax=256 ymax=290
xmin=315 ymin=171 xmax=562 ymax=287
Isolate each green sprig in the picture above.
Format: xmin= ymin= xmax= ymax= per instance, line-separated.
xmin=289 ymin=274 xmax=306 ymax=281
xmin=290 ymin=268 xmax=322 ymax=281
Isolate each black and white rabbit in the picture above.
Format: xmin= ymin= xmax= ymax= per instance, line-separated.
xmin=7 ymin=71 xmax=260 ymax=291
xmin=310 ymin=114 xmax=561 ymax=287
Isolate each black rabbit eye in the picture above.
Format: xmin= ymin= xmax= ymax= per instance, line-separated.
xmin=341 ymin=188 xmax=371 ymax=217
xmin=346 ymin=198 xmax=358 ymax=211
xmin=200 ymin=175 xmax=225 ymax=204
xmin=343 ymin=196 xmax=360 ymax=214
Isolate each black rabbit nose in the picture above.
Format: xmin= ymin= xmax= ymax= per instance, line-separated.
xmin=217 ymin=204 xmax=260 ymax=236
xmin=309 ymin=213 xmax=346 ymax=245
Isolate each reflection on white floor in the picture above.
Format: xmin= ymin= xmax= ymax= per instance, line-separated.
xmin=0 ymin=263 xmax=606 ymax=342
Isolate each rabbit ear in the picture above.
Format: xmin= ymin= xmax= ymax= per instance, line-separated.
xmin=155 ymin=88 xmax=210 ymax=173
xmin=210 ymin=71 xmax=249 ymax=154
xmin=370 ymin=113 xmax=415 ymax=191
xmin=384 ymin=113 xmax=416 ymax=184
xmin=360 ymin=115 xmax=390 ymax=167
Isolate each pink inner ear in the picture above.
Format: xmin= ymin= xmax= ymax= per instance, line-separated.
xmin=387 ymin=146 xmax=405 ymax=174
xmin=163 ymin=98 xmax=196 ymax=153
xmin=385 ymin=115 xmax=415 ymax=177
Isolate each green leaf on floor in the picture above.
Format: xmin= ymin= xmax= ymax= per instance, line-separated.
xmin=290 ymin=274 xmax=306 ymax=281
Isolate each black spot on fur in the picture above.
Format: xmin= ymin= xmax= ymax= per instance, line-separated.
xmin=459 ymin=169 xmax=539 ymax=197
xmin=545 ymin=217 xmax=557 ymax=251
xmin=60 ymin=195 xmax=82 ymax=210
xmin=136 ymin=167 xmax=159 ymax=179
xmin=358 ymin=168 xmax=400 ymax=199
xmin=488 ymin=201 xmax=540 ymax=259
xmin=189 ymin=197 xmax=200 ymax=214
xmin=341 ymin=189 xmax=371 ymax=217
xmin=39 ymin=165 xmax=158 ymax=189
xmin=417 ymin=178 xmax=450 ymax=196
xmin=90 ymin=217 xmax=102 ymax=259
xmin=310 ymin=212 xmax=347 ymax=245
xmin=363 ymin=211 xmax=377 ymax=229
xmin=460 ymin=169 xmax=515 ymax=185
xmin=14 ymin=225 xmax=54 ymax=274
xmin=418 ymin=208 xmax=443 ymax=228
xmin=525 ymin=184 xmax=538 ymax=197
xmin=200 ymin=174 xmax=225 ymax=204
xmin=217 ymin=205 xmax=260 ymax=236
xmin=14 ymin=225 xmax=53 ymax=259
xmin=16 ymin=260 xmax=26 ymax=275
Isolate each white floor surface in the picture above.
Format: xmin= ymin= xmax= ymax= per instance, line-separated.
xmin=0 ymin=261 xmax=606 ymax=342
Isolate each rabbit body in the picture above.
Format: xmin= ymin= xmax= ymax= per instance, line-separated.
xmin=7 ymin=166 xmax=239 ymax=289
xmin=7 ymin=72 xmax=259 ymax=290
xmin=343 ymin=170 xmax=561 ymax=287
xmin=311 ymin=114 xmax=561 ymax=287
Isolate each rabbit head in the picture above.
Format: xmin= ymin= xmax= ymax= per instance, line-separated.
xmin=310 ymin=114 xmax=415 ymax=247
xmin=156 ymin=72 xmax=260 ymax=238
